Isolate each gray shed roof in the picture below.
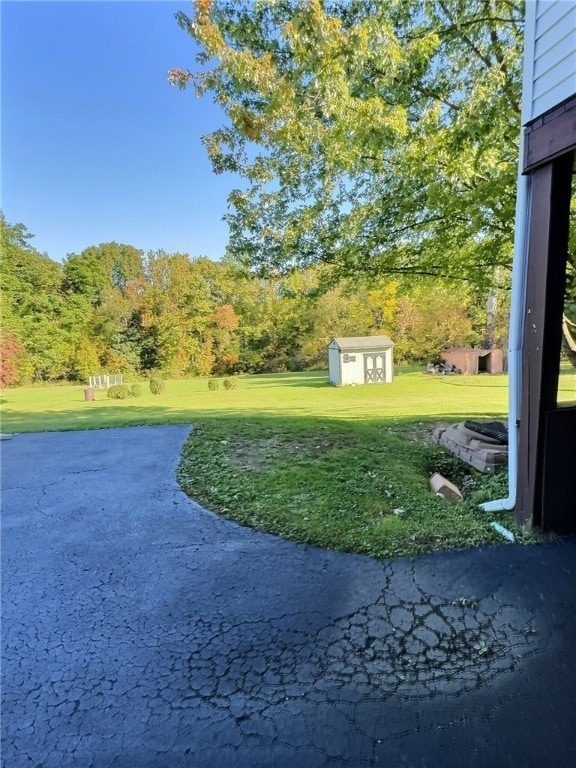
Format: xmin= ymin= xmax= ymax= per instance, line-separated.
xmin=330 ymin=336 xmax=394 ymax=350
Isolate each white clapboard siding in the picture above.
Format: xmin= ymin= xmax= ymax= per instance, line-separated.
xmin=523 ymin=0 xmax=576 ymax=122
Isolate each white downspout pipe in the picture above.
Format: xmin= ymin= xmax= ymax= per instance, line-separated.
xmin=480 ymin=148 xmax=530 ymax=513
xmin=480 ymin=0 xmax=536 ymax=514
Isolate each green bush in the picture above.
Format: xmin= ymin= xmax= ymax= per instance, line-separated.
xmin=130 ymin=383 xmax=142 ymax=398
xmin=107 ymin=384 xmax=132 ymax=400
xmin=223 ymin=378 xmax=239 ymax=390
xmin=149 ymin=378 xmax=165 ymax=395
xmin=208 ymin=379 xmax=220 ymax=391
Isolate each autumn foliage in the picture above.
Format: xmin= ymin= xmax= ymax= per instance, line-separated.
xmin=0 ymin=328 xmax=26 ymax=387
xmin=1 ymin=212 xmax=507 ymax=382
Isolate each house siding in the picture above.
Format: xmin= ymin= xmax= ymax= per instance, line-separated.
xmin=524 ymin=0 xmax=576 ymax=122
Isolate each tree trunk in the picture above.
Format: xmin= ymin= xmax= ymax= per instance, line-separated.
xmin=484 ymin=287 xmax=498 ymax=349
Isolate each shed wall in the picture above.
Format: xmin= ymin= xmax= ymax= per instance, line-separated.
xmin=441 ymin=350 xmax=478 ymax=375
xmin=328 ymin=347 xmax=341 ymax=385
xmin=340 ymin=352 xmax=365 ymax=385
xmin=386 ymin=348 xmax=393 ymax=383
xmin=485 ymin=349 xmax=504 ymax=374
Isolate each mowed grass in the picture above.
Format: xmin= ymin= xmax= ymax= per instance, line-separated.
xmin=3 ymin=367 xmax=572 ymax=559
xmin=4 ymin=364 xmax=572 ymax=433
xmin=1 ymin=369 xmax=512 ymax=433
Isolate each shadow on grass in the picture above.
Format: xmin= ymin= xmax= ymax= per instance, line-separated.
xmin=0 ymin=402 xmax=508 ymax=435
xmin=264 ymin=379 xmax=333 ymax=389
xmin=239 ymin=371 xmax=332 ymax=388
xmin=431 ymin=377 xmax=508 ymax=389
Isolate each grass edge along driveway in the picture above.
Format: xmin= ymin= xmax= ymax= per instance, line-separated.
xmin=2 ymin=370 xmax=538 ymax=559
xmin=177 ymin=415 xmax=532 ymax=561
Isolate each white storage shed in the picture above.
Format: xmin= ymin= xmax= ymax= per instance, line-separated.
xmin=328 ymin=336 xmax=394 ymax=386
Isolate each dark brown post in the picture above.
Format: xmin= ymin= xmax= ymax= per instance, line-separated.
xmin=516 ymin=154 xmax=573 ymax=527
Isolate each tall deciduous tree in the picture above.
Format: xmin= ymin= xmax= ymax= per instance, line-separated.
xmin=64 ymin=242 xmax=145 ymax=375
xmin=1 ymin=213 xmax=90 ymax=380
xmin=171 ymin=0 xmax=523 ymax=288
xmin=63 ymin=242 xmax=144 ymax=305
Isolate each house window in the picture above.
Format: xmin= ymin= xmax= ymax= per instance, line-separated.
xmin=342 ymin=354 xmax=356 ymax=363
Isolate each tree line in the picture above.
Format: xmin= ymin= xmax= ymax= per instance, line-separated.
xmin=1 ymin=212 xmax=504 ymax=386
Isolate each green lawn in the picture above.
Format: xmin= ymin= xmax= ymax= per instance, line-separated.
xmin=1 ymin=369 xmax=513 ymax=433
xmin=3 ymin=367 xmax=572 ymax=559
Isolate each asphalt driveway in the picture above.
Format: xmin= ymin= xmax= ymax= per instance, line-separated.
xmin=2 ymin=426 xmax=576 ymax=767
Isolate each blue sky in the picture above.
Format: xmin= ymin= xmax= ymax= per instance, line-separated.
xmin=1 ymin=0 xmax=237 ymax=262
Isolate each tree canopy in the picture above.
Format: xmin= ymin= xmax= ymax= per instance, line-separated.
xmin=170 ymin=0 xmax=524 ymax=288
xmin=63 ymin=242 xmax=144 ymax=305
xmin=1 ymin=213 xmax=91 ymax=381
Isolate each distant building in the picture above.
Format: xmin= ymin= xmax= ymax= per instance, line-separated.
xmin=441 ymin=348 xmax=503 ymax=375
xmin=328 ymin=336 xmax=394 ymax=386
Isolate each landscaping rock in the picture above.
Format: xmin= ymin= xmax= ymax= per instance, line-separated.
xmin=429 ymin=472 xmax=463 ymax=501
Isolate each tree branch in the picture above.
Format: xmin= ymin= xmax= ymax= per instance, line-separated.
xmin=437 ymin=0 xmax=493 ymax=70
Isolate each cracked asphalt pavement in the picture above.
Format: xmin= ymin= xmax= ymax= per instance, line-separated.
xmin=2 ymin=425 xmax=576 ymax=767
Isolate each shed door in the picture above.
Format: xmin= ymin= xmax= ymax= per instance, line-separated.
xmin=364 ymin=353 xmax=385 ymax=383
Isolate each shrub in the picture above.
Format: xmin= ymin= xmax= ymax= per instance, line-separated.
xmin=208 ymin=379 xmax=220 ymax=391
xmin=130 ymin=383 xmax=142 ymax=398
xmin=222 ymin=378 xmax=239 ymax=390
xmin=149 ymin=378 xmax=165 ymax=395
xmin=107 ymin=384 xmax=132 ymax=400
